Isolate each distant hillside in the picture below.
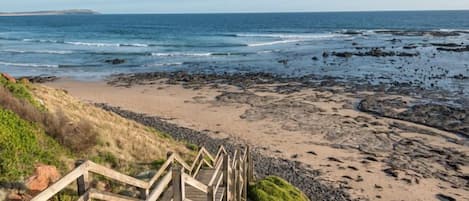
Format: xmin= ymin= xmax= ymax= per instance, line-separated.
xmin=0 ymin=9 xmax=99 ymax=16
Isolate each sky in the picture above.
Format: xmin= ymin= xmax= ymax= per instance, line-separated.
xmin=1 ymin=0 xmax=469 ymax=13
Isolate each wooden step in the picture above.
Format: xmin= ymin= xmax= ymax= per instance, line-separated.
xmin=158 ymin=168 xmax=225 ymax=201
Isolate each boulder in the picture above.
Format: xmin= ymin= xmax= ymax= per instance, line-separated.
xmin=25 ymin=164 xmax=61 ymax=196
xmin=1 ymin=73 xmax=16 ymax=83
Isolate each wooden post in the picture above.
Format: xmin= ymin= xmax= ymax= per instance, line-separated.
xmin=75 ymin=160 xmax=88 ymax=198
xmin=223 ymin=154 xmax=231 ymax=201
xmin=236 ymin=155 xmax=242 ymax=201
xmin=232 ymin=160 xmax=238 ymax=201
xmin=243 ymin=158 xmax=248 ymax=201
xmin=207 ymin=185 xmax=215 ymax=201
xmin=172 ymin=165 xmax=185 ymax=201
xmin=138 ymin=188 xmax=149 ymax=199
xmin=246 ymin=146 xmax=253 ymax=183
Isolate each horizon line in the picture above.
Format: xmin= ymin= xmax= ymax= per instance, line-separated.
xmin=101 ymin=9 xmax=469 ymax=15
xmin=2 ymin=8 xmax=469 ymax=15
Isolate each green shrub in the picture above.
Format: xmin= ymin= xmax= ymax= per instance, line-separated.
xmin=0 ymin=108 xmax=64 ymax=182
xmin=0 ymin=76 xmax=42 ymax=109
xmin=248 ymin=176 xmax=309 ymax=201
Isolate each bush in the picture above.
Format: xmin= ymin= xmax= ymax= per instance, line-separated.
xmin=43 ymin=110 xmax=96 ymax=153
xmin=0 ymin=76 xmax=42 ymax=109
xmin=0 ymin=83 xmax=97 ymax=153
xmin=0 ymin=108 xmax=63 ymax=182
xmin=248 ymin=176 xmax=309 ymax=201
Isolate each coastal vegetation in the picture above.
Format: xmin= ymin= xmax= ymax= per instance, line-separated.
xmin=0 ymin=74 xmax=310 ymax=200
xmin=0 ymin=108 xmax=65 ymax=182
xmin=0 ymin=75 xmax=194 ymax=198
xmin=248 ymin=176 xmax=309 ymax=201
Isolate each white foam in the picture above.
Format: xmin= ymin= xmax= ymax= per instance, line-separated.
xmin=151 ymin=52 xmax=212 ymax=57
xmin=0 ymin=61 xmax=59 ymax=68
xmin=65 ymin=41 xmax=120 ymax=47
xmin=144 ymin=62 xmax=183 ymax=67
xmin=2 ymin=49 xmax=73 ymax=54
xmin=236 ymin=33 xmax=343 ymax=39
xmin=247 ymin=39 xmax=300 ymax=47
xmin=23 ymin=38 xmax=61 ymax=43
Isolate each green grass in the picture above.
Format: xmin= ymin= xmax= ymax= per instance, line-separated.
xmin=0 ymin=108 xmax=64 ymax=182
xmin=248 ymin=176 xmax=309 ymax=201
xmin=151 ymin=159 xmax=166 ymax=169
xmin=91 ymin=151 xmax=119 ymax=168
xmin=145 ymin=127 xmax=172 ymax=139
xmin=185 ymin=143 xmax=199 ymax=151
xmin=0 ymin=76 xmax=43 ymax=109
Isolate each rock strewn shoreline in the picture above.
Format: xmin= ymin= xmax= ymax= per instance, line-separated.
xmin=96 ymin=103 xmax=353 ymax=201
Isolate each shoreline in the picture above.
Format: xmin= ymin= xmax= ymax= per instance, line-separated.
xmin=96 ymin=103 xmax=351 ymax=201
xmin=44 ymin=73 xmax=468 ymax=201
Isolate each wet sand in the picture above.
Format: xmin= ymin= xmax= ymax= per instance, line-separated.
xmin=46 ymin=75 xmax=468 ymax=201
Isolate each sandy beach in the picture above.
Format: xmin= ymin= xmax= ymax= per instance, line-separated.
xmin=45 ymin=73 xmax=468 ymax=201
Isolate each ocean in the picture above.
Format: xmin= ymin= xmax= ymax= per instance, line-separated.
xmin=0 ymin=11 xmax=468 ymax=93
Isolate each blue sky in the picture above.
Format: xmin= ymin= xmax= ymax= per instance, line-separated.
xmin=2 ymin=0 xmax=469 ymax=13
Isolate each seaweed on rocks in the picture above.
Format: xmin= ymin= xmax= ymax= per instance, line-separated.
xmin=357 ymin=97 xmax=469 ymax=138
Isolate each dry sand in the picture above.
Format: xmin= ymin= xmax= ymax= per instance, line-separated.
xmin=46 ymin=78 xmax=468 ymax=201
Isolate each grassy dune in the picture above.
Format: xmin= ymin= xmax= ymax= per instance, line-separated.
xmin=0 ymin=76 xmax=307 ymax=200
xmin=0 ymin=76 xmax=193 ymax=182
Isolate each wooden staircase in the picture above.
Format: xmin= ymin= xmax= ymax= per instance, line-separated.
xmin=31 ymin=146 xmax=253 ymax=201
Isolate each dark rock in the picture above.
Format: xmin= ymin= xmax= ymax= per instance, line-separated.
xmin=327 ymin=157 xmax=344 ymax=163
xmin=437 ymin=45 xmax=469 ymax=52
xmin=278 ymin=59 xmax=289 ymax=65
xmin=332 ymin=52 xmax=353 ymax=58
xmin=105 ymin=58 xmax=126 ymax=65
xmin=364 ymin=156 xmax=378 ymax=162
xmin=17 ymin=76 xmax=59 ymax=83
xmin=358 ymin=96 xmax=468 ymax=138
xmin=375 ymin=30 xmax=460 ymax=37
xmin=431 ymin=43 xmax=461 ymax=47
xmin=403 ymin=45 xmax=418 ymax=49
xmin=451 ymin=74 xmax=468 ymax=80
xmin=436 ymin=194 xmax=456 ymax=201
xmin=342 ymin=175 xmax=353 ymax=180
xmin=332 ymin=48 xmax=419 ymax=58
xmin=383 ymin=168 xmax=399 ymax=178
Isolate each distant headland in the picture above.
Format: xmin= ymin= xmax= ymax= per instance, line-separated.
xmin=0 ymin=9 xmax=99 ymax=16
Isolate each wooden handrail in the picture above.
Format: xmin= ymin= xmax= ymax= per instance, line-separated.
xmin=208 ymin=157 xmax=224 ymax=186
xmin=32 ymin=145 xmax=253 ymax=201
xmin=88 ymin=161 xmax=148 ymax=189
xmin=147 ymin=154 xmax=174 ymax=188
xmin=147 ymin=171 xmax=172 ymax=201
xmin=183 ymin=173 xmax=208 ymax=193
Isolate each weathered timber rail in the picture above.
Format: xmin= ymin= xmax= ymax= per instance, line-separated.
xmin=31 ymin=146 xmax=253 ymax=201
